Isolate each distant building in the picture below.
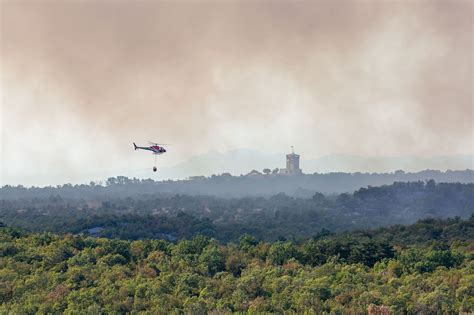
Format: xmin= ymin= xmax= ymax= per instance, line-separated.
xmin=279 ymin=146 xmax=303 ymax=175
xmin=188 ymin=176 xmax=206 ymax=181
xmin=87 ymin=226 xmax=104 ymax=235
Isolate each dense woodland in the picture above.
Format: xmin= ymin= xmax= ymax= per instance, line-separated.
xmin=1 ymin=181 xmax=472 ymax=242
xmin=1 ymin=179 xmax=473 ymax=313
xmin=1 ymin=217 xmax=473 ymax=314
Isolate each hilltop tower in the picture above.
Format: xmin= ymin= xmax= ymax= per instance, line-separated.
xmin=280 ymin=146 xmax=302 ymax=175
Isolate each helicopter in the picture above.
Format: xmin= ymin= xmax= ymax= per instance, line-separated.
xmin=133 ymin=142 xmax=168 ymax=172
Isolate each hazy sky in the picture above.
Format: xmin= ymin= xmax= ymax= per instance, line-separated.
xmin=1 ymin=0 xmax=473 ymax=186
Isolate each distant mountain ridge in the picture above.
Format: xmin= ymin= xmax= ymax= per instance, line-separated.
xmin=157 ymin=150 xmax=473 ymax=179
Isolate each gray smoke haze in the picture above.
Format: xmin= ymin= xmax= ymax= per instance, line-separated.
xmin=1 ymin=0 xmax=473 ymax=186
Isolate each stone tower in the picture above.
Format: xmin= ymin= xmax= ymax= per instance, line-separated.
xmin=285 ymin=146 xmax=302 ymax=175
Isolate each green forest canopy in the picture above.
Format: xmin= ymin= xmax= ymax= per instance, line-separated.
xmin=1 ymin=217 xmax=473 ymax=314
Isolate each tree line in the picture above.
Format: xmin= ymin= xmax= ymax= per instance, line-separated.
xmin=2 ymin=169 xmax=473 ymax=198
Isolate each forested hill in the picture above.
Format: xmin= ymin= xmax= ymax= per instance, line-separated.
xmin=2 ymin=169 xmax=473 ymax=198
xmin=1 ymin=181 xmax=472 ymax=242
xmin=1 ymin=217 xmax=472 ymax=313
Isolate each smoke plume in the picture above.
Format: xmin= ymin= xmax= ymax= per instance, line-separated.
xmin=1 ymin=1 xmax=472 ymax=185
